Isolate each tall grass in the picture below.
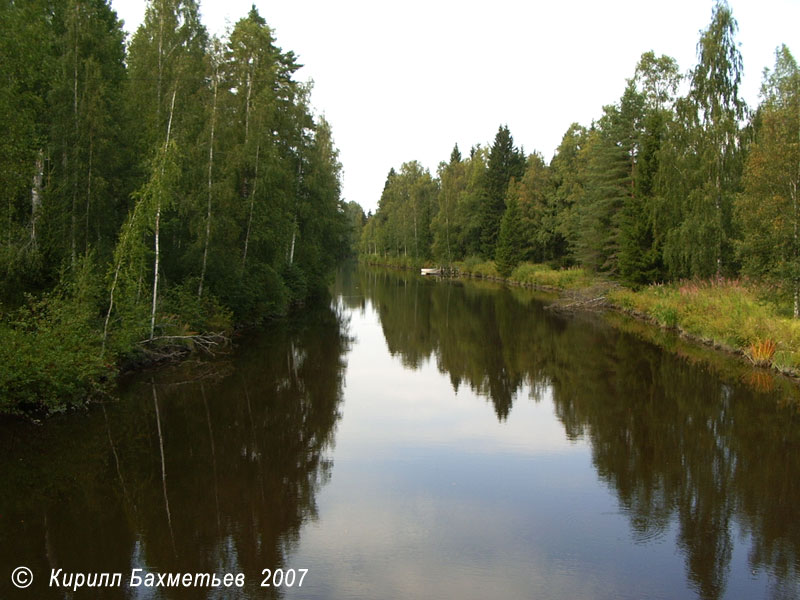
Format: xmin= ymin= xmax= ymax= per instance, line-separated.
xmin=456 ymin=256 xmax=499 ymax=279
xmin=608 ymin=277 xmax=800 ymax=372
xmin=454 ymin=259 xmax=595 ymax=290
xmin=509 ymin=263 xmax=595 ymax=290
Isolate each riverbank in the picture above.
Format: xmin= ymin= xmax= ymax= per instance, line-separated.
xmin=0 ymin=287 xmax=233 ymax=417
xmin=362 ymin=256 xmax=800 ymax=383
xmin=0 ymin=281 xmax=323 ymax=417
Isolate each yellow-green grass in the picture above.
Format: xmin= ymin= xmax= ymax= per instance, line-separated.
xmin=455 ymin=259 xmax=598 ymax=292
xmin=456 ymin=256 xmax=500 ymax=279
xmin=508 ymin=263 xmax=597 ymax=291
xmin=608 ymin=278 xmax=800 ymax=373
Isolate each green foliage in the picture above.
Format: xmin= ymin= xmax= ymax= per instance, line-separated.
xmin=508 ymin=263 xmax=595 ymax=290
xmin=457 ymin=256 xmax=499 ymax=279
xmin=495 ymin=190 xmax=524 ymax=277
xmin=162 ymin=279 xmax=232 ymax=333
xmin=0 ymin=1 xmax=348 ymax=413
xmin=736 ymin=45 xmax=800 ymax=312
xmin=223 ymin=263 xmax=289 ymax=324
xmin=343 ymin=201 xmax=366 ymax=257
xmin=0 ymin=259 xmax=112 ymax=413
xmin=549 ymin=123 xmax=588 ymax=265
xmin=651 ymin=303 xmax=679 ymax=328
xmin=480 ymin=125 xmax=526 ymax=258
xmin=661 ymin=1 xmax=745 ymax=278
xmin=361 ymin=161 xmax=438 ymax=261
xmin=618 ymin=109 xmax=668 ymax=285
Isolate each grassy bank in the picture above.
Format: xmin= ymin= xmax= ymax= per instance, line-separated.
xmin=608 ymin=279 xmax=800 ymax=374
xmin=441 ymin=258 xmax=800 ymax=379
xmin=457 ymin=257 xmax=599 ymax=291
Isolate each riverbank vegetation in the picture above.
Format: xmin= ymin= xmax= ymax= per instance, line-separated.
xmin=358 ymin=2 xmax=799 ymax=376
xmin=0 ymin=0 xmax=349 ymax=414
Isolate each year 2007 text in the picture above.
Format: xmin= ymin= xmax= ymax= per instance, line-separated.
xmin=261 ymin=568 xmax=308 ymax=588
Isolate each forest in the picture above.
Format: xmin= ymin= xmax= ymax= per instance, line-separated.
xmin=0 ymin=0 xmax=351 ymax=413
xmin=358 ymin=2 xmax=799 ymax=315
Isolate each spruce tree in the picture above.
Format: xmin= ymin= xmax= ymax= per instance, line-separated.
xmin=480 ymin=125 xmax=525 ymax=258
xmin=495 ymin=187 xmax=524 ymax=277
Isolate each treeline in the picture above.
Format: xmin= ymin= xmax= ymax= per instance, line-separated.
xmin=0 ymin=0 xmax=348 ymax=411
xmin=359 ymin=2 xmax=800 ymax=309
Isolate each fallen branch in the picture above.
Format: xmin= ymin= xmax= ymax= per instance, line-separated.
xmin=136 ymin=332 xmax=230 ymax=357
xmin=545 ymin=295 xmax=608 ymax=313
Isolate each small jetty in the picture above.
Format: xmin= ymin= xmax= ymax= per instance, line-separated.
xmin=420 ymin=266 xmax=457 ymax=277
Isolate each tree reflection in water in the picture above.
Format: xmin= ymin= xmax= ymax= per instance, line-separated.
xmin=0 ymin=304 xmax=350 ymax=599
xmin=1 ymin=268 xmax=799 ymax=600
xmin=352 ymin=266 xmax=800 ymax=600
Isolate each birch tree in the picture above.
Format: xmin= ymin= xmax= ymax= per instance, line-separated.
xmin=663 ymin=1 xmax=745 ymax=277
xmin=198 ymin=38 xmax=223 ymax=299
xmin=737 ymin=45 xmax=800 ymax=314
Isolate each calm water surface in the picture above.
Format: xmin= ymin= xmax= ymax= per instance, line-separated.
xmin=2 ymin=266 xmax=800 ymax=599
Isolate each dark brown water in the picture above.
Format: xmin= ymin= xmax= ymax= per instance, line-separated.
xmin=2 ymin=266 xmax=800 ymax=599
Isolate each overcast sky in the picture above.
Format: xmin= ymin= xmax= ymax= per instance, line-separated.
xmin=110 ymin=0 xmax=799 ymax=213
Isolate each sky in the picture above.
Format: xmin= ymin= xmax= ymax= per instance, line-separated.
xmin=110 ymin=0 xmax=800 ymax=214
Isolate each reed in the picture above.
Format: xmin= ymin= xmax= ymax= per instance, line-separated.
xmin=747 ymin=339 xmax=777 ymax=367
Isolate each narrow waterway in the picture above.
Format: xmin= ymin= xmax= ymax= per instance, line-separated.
xmin=1 ymin=266 xmax=799 ymax=599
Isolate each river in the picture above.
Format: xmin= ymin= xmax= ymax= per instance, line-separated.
xmin=1 ymin=265 xmax=799 ymax=599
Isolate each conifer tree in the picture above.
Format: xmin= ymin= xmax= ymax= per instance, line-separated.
xmin=495 ymin=186 xmax=525 ymax=277
xmin=480 ymin=125 xmax=525 ymax=258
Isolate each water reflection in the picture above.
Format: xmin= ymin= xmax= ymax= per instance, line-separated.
xmin=0 ymin=306 xmax=349 ymax=599
xmin=346 ymin=267 xmax=800 ymax=600
xmin=1 ymin=268 xmax=799 ymax=600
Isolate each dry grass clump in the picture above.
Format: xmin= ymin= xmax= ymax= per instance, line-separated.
xmin=746 ymin=338 xmax=777 ymax=367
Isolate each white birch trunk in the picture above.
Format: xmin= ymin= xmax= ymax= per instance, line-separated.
xmin=85 ymin=137 xmax=92 ymax=253
xmin=244 ymin=65 xmax=252 ymax=144
xmin=152 ymin=380 xmax=175 ymax=554
xmin=794 ymin=179 xmax=799 ymax=318
xmin=199 ymin=66 xmax=218 ymax=298
xmin=242 ymin=143 xmax=260 ymax=268
xmin=30 ymin=150 xmax=44 ymax=247
xmin=71 ymin=9 xmax=79 ymax=266
xmin=150 ymin=89 xmax=176 ymax=341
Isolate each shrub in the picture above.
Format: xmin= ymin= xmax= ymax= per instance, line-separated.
xmin=0 ymin=292 xmax=112 ymax=414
